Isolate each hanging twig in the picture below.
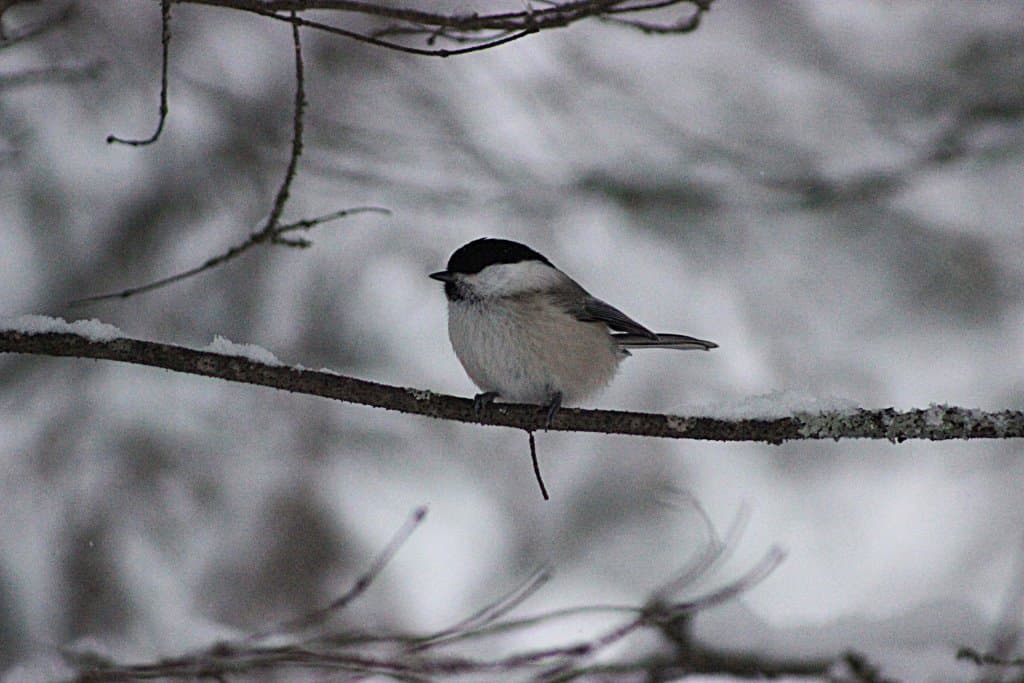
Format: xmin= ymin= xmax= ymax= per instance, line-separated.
xmin=527 ymin=430 xmax=550 ymax=500
xmin=107 ymin=0 xmax=171 ymax=146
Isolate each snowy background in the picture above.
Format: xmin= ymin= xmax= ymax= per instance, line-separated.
xmin=1 ymin=1 xmax=1023 ymax=679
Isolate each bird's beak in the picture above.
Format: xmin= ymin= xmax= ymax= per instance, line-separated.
xmin=429 ymin=270 xmax=456 ymax=282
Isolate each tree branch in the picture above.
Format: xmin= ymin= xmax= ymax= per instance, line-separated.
xmin=107 ymin=0 xmax=171 ymax=146
xmin=61 ymin=507 xmax=797 ymax=682
xmin=2 ymin=327 xmax=1022 ymax=443
xmin=172 ymin=0 xmax=714 ymax=56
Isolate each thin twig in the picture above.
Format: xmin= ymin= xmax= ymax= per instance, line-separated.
xmin=412 ymin=566 xmax=553 ymax=650
xmin=183 ymin=0 xmax=708 ymax=33
xmin=78 ymin=10 xmax=391 ymax=307
xmin=57 ymin=519 xmax=810 ymax=682
xmin=107 ymin=0 xmax=170 ymax=145
xmin=957 ymin=646 xmax=1024 ymax=667
xmin=68 ymin=207 xmax=390 ymax=306
xmin=527 ymin=430 xmax=550 ymax=500
xmin=599 ymin=9 xmax=704 ymax=34
xmin=248 ymin=506 xmax=428 ymax=641
xmin=252 ymin=9 xmax=537 ymax=58
xmin=263 ymin=10 xmax=306 ymax=239
xmin=538 ymin=544 xmax=786 ymax=679
xmin=652 ymin=545 xmax=787 ymax=620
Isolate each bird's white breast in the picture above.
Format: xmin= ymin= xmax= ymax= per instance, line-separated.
xmin=447 ymin=293 xmax=622 ymax=405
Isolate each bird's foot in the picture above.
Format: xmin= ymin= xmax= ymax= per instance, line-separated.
xmin=473 ymin=391 xmax=500 ymax=417
xmin=541 ymin=392 xmax=562 ymax=431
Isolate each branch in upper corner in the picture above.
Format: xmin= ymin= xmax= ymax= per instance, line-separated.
xmin=107 ymin=0 xmax=171 ymax=146
xmin=254 ymin=10 xmax=537 ymax=58
xmin=1 ymin=327 xmax=1022 ymax=443
xmin=75 ymin=13 xmax=390 ymax=307
xmin=180 ymin=0 xmax=715 ymax=56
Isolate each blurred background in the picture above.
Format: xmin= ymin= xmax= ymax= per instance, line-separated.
xmin=1 ymin=0 xmax=1023 ymax=679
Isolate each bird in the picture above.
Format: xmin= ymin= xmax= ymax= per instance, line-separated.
xmin=430 ymin=237 xmax=717 ymax=426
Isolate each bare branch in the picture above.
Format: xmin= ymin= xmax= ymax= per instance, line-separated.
xmin=411 ymin=566 xmax=553 ymax=651
xmin=107 ymin=0 xmax=171 ymax=146
xmin=61 ymin=513 xmax=795 ymax=681
xmin=248 ymin=506 xmax=428 ymax=641
xmin=2 ymin=328 xmax=1022 ymax=442
xmin=68 ymin=206 xmax=390 ymax=306
xmin=599 ymin=0 xmax=707 ymax=34
xmin=957 ymin=646 xmax=1024 ymax=667
xmin=249 ymin=9 xmax=537 ymax=58
xmin=263 ymin=10 xmax=306 ymax=238
xmin=170 ymin=0 xmax=715 ymax=56
xmin=79 ymin=9 xmax=377 ymax=306
xmin=75 ymin=0 xmax=711 ymax=302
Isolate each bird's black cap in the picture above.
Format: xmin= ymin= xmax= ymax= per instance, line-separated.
xmin=439 ymin=238 xmax=552 ymax=276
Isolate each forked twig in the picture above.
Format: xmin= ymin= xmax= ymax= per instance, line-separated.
xmin=68 ymin=207 xmax=390 ymax=306
xmin=176 ymin=0 xmax=715 ymax=57
xmin=77 ymin=14 xmax=390 ymax=306
xmin=60 ymin=503 xmax=795 ymax=681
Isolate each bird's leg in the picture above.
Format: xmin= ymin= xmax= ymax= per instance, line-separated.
xmin=473 ymin=391 xmax=500 ymax=417
xmin=542 ymin=391 xmax=562 ymax=431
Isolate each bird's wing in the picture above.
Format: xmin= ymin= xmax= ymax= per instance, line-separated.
xmin=613 ymin=333 xmax=717 ymax=351
xmin=579 ymin=297 xmax=659 ymax=339
xmin=548 ymin=281 xmax=658 ymax=339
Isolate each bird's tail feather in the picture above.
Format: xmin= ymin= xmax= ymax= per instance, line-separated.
xmin=614 ymin=333 xmax=717 ymax=351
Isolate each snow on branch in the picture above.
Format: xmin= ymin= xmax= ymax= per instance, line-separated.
xmin=1 ymin=321 xmax=1021 ymax=443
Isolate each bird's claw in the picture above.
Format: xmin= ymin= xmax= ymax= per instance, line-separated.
xmin=542 ymin=392 xmax=562 ymax=431
xmin=473 ymin=391 xmax=499 ymax=417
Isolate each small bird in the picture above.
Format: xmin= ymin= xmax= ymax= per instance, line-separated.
xmin=430 ymin=238 xmax=717 ymax=426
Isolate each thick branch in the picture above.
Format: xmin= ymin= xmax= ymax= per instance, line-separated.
xmin=1 ymin=328 xmax=1021 ymax=443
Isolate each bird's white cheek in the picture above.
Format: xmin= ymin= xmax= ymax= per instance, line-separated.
xmin=466 ymin=261 xmax=566 ymax=298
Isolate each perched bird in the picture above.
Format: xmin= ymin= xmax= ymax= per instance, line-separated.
xmin=430 ymin=238 xmax=716 ymax=426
